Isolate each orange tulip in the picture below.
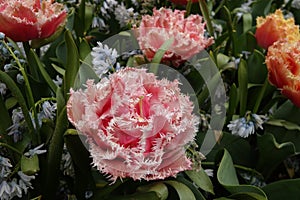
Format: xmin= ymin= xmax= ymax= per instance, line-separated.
xmin=266 ymin=40 xmax=300 ymax=107
xmin=255 ymin=9 xmax=300 ymax=49
xmin=0 ymin=0 xmax=67 ymax=42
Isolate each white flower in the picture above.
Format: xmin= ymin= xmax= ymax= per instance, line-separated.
xmin=114 ymin=3 xmax=138 ymax=27
xmin=53 ymin=75 xmax=63 ymax=86
xmin=227 ymin=113 xmax=267 ymax=138
xmin=0 ymin=181 xmax=10 ymax=200
xmin=91 ymin=41 xmax=119 ymax=78
xmin=24 ymin=144 xmax=47 ymax=157
xmin=0 ymin=82 xmax=7 ymax=96
xmin=38 ymin=101 xmax=57 ymax=120
xmin=9 ymin=179 xmax=22 ymax=198
xmin=292 ymin=0 xmax=300 ymax=9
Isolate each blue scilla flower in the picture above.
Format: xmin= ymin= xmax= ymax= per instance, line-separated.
xmin=91 ymin=41 xmax=120 ymax=78
xmin=227 ymin=113 xmax=267 ymax=138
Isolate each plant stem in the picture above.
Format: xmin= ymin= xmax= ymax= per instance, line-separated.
xmin=253 ymin=77 xmax=269 ymax=113
xmin=199 ymin=0 xmax=214 ymax=36
xmin=0 ymin=142 xmax=22 ymax=155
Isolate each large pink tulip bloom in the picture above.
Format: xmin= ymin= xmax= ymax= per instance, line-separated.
xmin=67 ymin=68 xmax=199 ymax=181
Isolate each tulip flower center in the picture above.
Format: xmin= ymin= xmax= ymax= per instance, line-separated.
xmin=135 ymin=95 xmax=151 ymax=123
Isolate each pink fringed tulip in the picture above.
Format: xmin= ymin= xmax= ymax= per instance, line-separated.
xmin=67 ymin=68 xmax=199 ymax=181
xmin=137 ymin=8 xmax=214 ymax=67
xmin=266 ymin=40 xmax=300 ymax=107
xmin=0 ymin=0 xmax=67 ymax=42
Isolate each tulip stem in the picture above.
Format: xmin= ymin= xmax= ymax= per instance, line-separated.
xmin=3 ymin=41 xmax=40 ymax=144
xmin=253 ymin=77 xmax=269 ymax=113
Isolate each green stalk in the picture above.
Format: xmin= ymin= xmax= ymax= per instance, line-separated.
xmin=253 ymin=77 xmax=269 ymax=113
xmin=0 ymin=142 xmax=22 ymax=155
xmin=3 ymin=42 xmax=40 ymax=137
xmin=198 ymin=0 xmax=214 ymax=37
xmin=43 ymin=106 xmax=68 ymax=199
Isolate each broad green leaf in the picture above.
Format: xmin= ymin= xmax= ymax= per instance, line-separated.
xmin=265 ymin=125 xmax=300 ymax=152
xmin=256 ymin=133 xmax=296 ymax=179
xmin=108 ymin=192 xmax=160 ymax=200
xmin=217 ymin=149 xmax=267 ymax=199
xmin=185 ymin=170 xmax=214 ymax=194
xmin=137 ymin=182 xmax=168 ymax=200
xmin=272 ymin=101 xmax=300 ymax=126
xmin=164 ymin=180 xmax=196 ymax=200
xmin=262 ymin=178 xmax=300 ymax=200
xmin=238 ymin=59 xmax=248 ymax=116
xmin=176 ymin=176 xmax=207 ymax=200
xmin=205 ymin=132 xmax=254 ymax=168
xmin=243 ymin=13 xmax=253 ymax=33
xmin=65 ymin=131 xmax=95 ymax=199
xmin=266 ymin=119 xmax=300 ymax=131
xmin=229 ymin=192 xmax=268 ymax=200
xmin=247 ymin=50 xmax=267 ymax=84
xmin=79 ymin=38 xmax=91 ymax=60
xmin=217 ymin=149 xmax=239 ymax=186
xmin=64 ymin=30 xmax=80 ymax=98
xmin=74 ymin=0 xmax=86 ymax=37
xmin=216 ymin=53 xmax=230 ymax=68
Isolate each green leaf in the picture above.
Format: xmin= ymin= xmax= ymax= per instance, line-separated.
xmin=79 ymin=38 xmax=91 ymax=60
xmin=227 ymin=83 xmax=238 ymax=122
xmin=164 ymin=180 xmax=196 ymax=200
xmin=229 ymin=192 xmax=268 ymax=200
xmin=266 ymin=119 xmax=300 ymax=131
xmin=238 ymin=59 xmax=248 ymax=116
xmin=217 ymin=149 xmax=239 ymax=186
xmin=272 ymin=101 xmax=300 ymax=126
xmin=108 ymin=192 xmax=160 ymax=200
xmin=151 ymin=37 xmax=174 ymax=64
xmin=176 ymin=176 xmax=207 ymax=200
xmin=185 ymin=170 xmax=214 ymax=194
xmin=74 ymin=0 xmax=86 ymax=37
xmin=137 ymin=182 xmax=168 ymax=200
xmin=217 ymin=149 xmax=267 ymax=199
xmin=42 ymin=106 xmax=68 ymax=199
xmin=29 ymin=49 xmax=58 ymax=93
xmin=262 ymin=178 xmax=300 ymax=200
xmin=63 ymin=30 xmax=80 ymax=98
xmin=73 ymin=63 xmax=100 ymax=90
xmin=256 ymin=134 xmax=296 ymax=179
xmin=0 ymin=96 xmax=12 ymax=135
xmin=0 ymin=71 xmax=36 ymax=143
xmin=243 ymin=13 xmax=253 ymax=33
xmin=65 ymin=130 xmax=95 ymax=199
xmin=51 ymin=63 xmax=65 ymax=76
